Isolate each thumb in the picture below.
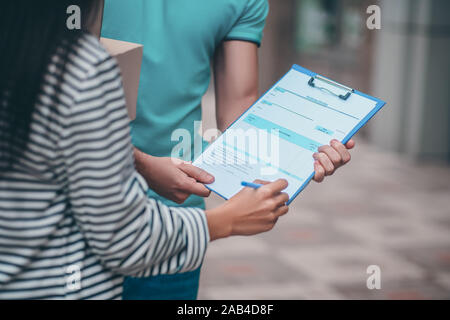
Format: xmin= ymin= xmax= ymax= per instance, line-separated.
xmin=179 ymin=163 xmax=215 ymax=184
xmin=345 ymin=139 xmax=356 ymax=150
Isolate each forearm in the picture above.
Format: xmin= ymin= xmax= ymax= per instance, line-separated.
xmin=134 ymin=146 xmax=151 ymax=176
xmin=205 ymin=206 xmax=232 ymax=241
xmin=214 ymin=41 xmax=259 ymax=132
xmin=216 ymin=94 xmax=259 ymax=132
xmin=72 ymin=168 xmax=211 ymax=277
xmin=137 ymin=199 xmax=211 ymax=276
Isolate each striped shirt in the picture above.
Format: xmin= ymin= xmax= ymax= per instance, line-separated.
xmin=0 ymin=34 xmax=209 ymax=299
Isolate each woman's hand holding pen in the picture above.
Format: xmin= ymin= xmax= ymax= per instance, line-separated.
xmin=206 ymin=179 xmax=289 ymax=241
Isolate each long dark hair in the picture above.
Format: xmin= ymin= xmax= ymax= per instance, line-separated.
xmin=0 ymin=1 xmax=101 ymax=171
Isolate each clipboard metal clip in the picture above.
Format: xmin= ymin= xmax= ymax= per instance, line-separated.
xmin=308 ymin=75 xmax=354 ymax=101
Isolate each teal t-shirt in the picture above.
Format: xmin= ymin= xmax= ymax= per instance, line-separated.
xmin=101 ymin=0 xmax=269 ymax=208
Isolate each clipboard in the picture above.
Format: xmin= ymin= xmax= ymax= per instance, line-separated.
xmin=194 ymin=64 xmax=386 ymax=204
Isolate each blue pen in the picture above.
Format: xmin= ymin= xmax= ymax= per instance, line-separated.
xmin=241 ymin=181 xmax=263 ymax=189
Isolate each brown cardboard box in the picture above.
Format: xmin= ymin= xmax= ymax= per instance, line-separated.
xmin=100 ymin=38 xmax=143 ymax=120
xmin=89 ymin=1 xmax=143 ymax=121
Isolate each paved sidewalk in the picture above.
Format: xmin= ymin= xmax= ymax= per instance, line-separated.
xmin=198 ymin=140 xmax=450 ymax=299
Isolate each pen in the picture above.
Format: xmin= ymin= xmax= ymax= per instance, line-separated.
xmin=241 ymin=181 xmax=263 ymax=189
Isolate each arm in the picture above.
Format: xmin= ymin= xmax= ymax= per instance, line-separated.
xmin=132 ymin=41 xmax=261 ymax=203
xmin=214 ymin=40 xmax=259 ymax=132
xmin=213 ymin=40 xmax=356 ymax=182
xmin=61 ymin=55 xmax=210 ymax=276
xmin=61 ymin=50 xmax=290 ymax=276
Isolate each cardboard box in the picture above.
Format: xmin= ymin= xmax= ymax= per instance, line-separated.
xmin=89 ymin=1 xmax=143 ymax=121
xmin=100 ymin=38 xmax=143 ymax=120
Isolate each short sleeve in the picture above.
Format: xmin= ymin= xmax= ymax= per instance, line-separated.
xmin=225 ymin=0 xmax=269 ymax=47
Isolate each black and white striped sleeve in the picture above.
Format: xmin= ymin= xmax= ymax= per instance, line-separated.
xmin=58 ymin=43 xmax=209 ymax=277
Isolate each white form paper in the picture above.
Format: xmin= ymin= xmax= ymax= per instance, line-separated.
xmin=193 ymin=66 xmax=384 ymax=203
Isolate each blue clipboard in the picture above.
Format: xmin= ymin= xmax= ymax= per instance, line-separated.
xmin=196 ymin=64 xmax=386 ymax=205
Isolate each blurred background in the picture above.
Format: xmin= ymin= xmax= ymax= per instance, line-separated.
xmin=199 ymin=0 xmax=450 ymax=299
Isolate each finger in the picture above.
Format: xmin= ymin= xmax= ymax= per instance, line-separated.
xmin=318 ymin=145 xmax=343 ymax=167
xmin=261 ymin=179 xmax=288 ymax=195
xmin=313 ymin=152 xmax=334 ymax=176
xmin=274 ymin=205 xmax=289 ymax=217
xmin=254 ymin=180 xmax=270 ymax=185
xmin=179 ymin=163 xmax=215 ymax=184
xmin=313 ymin=161 xmax=325 ymax=183
xmin=184 ymin=177 xmax=212 ymax=197
xmin=345 ymin=139 xmax=355 ymax=150
xmin=170 ymin=157 xmax=186 ymax=166
xmin=273 ymin=192 xmax=289 ymax=206
xmin=330 ymin=140 xmax=351 ymax=164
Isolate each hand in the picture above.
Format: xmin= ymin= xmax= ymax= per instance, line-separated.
xmin=134 ymin=148 xmax=214 ymax=204
xmin=206 ymin=179 xmax=289 ymax=241
xmin=313 ymin=139 xmax=355 ymax=183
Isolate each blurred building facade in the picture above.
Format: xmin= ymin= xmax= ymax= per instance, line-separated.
xmin=370 ymin=0 xmax=450 ymax=162
xmin=201 ymin=1 xmax=450 ymax=300
xmin=260 ymin=0 xmax=450 ymax=162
